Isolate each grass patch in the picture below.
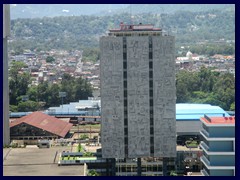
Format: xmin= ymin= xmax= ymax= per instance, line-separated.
xmin=185 ymin=140 xmax=198 ymax=148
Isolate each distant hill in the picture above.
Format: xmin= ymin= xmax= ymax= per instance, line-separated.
xmin=9 ymin=7 xmax=235 ymax=54
xmin=10 ymin=4 xmax=234 ymax=19
xmin=10 ymin=4 xmax=128 ymax=19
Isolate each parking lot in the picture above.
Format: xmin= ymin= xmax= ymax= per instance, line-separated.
xmin=3 ymin=146 xmax=85 ymax=176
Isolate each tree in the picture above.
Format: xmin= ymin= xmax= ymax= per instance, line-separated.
xmin=9 ymin=61 xmax=31 ymax=105
xmin=176 ymin=68 xmax=235 ymax=111
xmin=230 ymin=102 xmax=235 ymax=111
xmin=212 ymin=73 xmax=235 ymax=110
xmin=46 ymin=84 xmax=61 ymax=107
xmin=46 ymin=56 xmax=55 ymax=63
xmin=17 ymin=100 xmax=40 ymax=112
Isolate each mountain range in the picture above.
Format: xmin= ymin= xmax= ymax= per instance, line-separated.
xmin=10 ymin=4 xmax=234 ymax=19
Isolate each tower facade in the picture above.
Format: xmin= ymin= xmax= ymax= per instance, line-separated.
xmin=100 ymin=23 xmax=176 ymax=159
xmin=3 ymin=4 xmax=10 ymax=145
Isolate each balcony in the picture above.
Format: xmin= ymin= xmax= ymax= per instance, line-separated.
xmin=200 ymin=129 xmax=209 ymax=138
xmin=200 ymin=141 xmax=209 ymax=152
xmin=201 ymin=169 xmax=209 ymax=176
xmin=200 ymin=141 xmax=235 ymax=155
xmin=200 ymin=155 xmax=210 ymax=167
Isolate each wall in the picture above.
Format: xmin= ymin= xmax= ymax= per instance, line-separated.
xmin=100 ymin=37 xmax=125 ymax=158
xmin=209 ymin=141 xmax=234 ymax=152
xmin=208 ymin=126 xmax=235 ymax=138
xmin=209 ymin=155 xmax=235 ymax=166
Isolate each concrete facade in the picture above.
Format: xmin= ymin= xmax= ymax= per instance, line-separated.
xmin=3 ymin=4 xmax=10 ymax=145
xmin=100 ymin=25 xmax=176 ymax=159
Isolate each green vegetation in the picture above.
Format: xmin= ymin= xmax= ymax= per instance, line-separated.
xmin=82 ymin=48 xmax=100 ymax=63
xmin=189 ymin=44 xmax=235 ymax=56
xmin=46 ymin=56 xmax=55 ymax=63
xmin=9 ymin=9 xmax=235 ymax=58
xmin=80 ymin=134 xmax=89 ymax=140
xmin=9 ymin=62 xmax=93 ymax=111
xmin=9 ymin=62 xmax=234 ymax=112
xmin=87 ymin=169 xmax=100 ymax=176
xmin=83 ymin=152 xmax=93 ymax=157
xmin=170 ymin=171 xmax=178 ymax=176
xmin=77 ymin=144 xmax=84 ymax=152
xmin=176 ymin=67 xmax=235 ymax=111
xmin=185 ymin=140 xmax=198 ymax=148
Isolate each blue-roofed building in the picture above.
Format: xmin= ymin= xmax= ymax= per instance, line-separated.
xmin=11 ymin=103 xmax=230 ymax=138
xmin=46 ymin=98 xmax=101 ymax=116
xmin=176 ymin=104 xmax=229 ymax=137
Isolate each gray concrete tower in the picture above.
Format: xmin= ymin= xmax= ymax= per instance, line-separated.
xmin=100 ymin=23 xmax=176 ymax=159
xmin=3 ymin=4 xmax=10 ymax=145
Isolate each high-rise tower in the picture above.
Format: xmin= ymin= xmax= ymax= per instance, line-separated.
xmin=3 ymin=4 xmax=10 ymax=145
xmin=100 ymin=23 xmax=176 ymax=159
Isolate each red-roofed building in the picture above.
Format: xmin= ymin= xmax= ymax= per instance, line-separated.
xmin=10 ymin=112 xmax=73 ymax=141
xmin=199 ymin=115 xmax=235 ymax=176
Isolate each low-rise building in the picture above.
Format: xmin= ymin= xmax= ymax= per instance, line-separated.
xmin=10 ymin=111 xmax=73 ymax=144
xmin=200 ymin=115 xmax=235 ymax=176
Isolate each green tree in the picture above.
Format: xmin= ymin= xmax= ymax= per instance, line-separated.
xmin=212 ymin=73 xmax=235 ymax=110
xmin=17 ymin=100 xmax=40 ymax=112
xmin=37 ymin=81 xmax=49 ymax=105
xmin=9 ymin=61 xmax=31 ymax=105
xmin=230 ymin=102 xmax=235 ymax=111
xmin=46 ymin=84 xmax=61 ymax=107
xmin=46 ymin=56 xmax=55 ymax=63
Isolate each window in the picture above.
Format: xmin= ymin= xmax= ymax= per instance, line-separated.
xmin=150 ymin=128 xmax=154 ymax=135
xmin=124 ymin=119 xmax=128 ymax=126
xmin=123 ymin=52 xmax=127 ymax=60
xmin=150 ymin=99 xmax=153 ymax=106
xmin=123 ymin=62 xmax=127 ymax=69
xmin=150 ymin=89 xmax=153 ymax=96
xmin=149 ymin=80 xmax=153 ymax=88
xmin=124 ymin=90 xmax=127 ymax=98
xmin=124 ymin=71 xmax=127 ymax=79
xmin=124 ymin=81 xmax=127 ymax=87
xmin=149 ymin=61 xmax=153 ymax=69
xmin=149 ymin=71 xmax=153 ymax=78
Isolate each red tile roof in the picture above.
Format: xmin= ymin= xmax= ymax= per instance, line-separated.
xmin=200 ymin=116 xmax=235 ymax=125
xmin=10 ymin=111 xmax=73 ymax=137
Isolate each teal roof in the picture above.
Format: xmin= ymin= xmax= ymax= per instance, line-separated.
xmin=176 ymin=103 xmax=230 ymax=121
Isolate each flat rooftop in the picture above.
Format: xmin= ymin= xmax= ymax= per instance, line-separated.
xmin=3 ymin=146 xmax=85 ymax=176
xmin=109 ymin=23 xmax=161 ymax=32
xmin=200 ymin=115 xmax=235 ymax=125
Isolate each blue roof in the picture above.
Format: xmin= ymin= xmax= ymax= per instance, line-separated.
xmin=176 ymin=103 xmax=230 ymax=120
